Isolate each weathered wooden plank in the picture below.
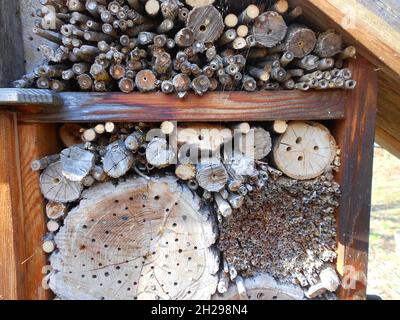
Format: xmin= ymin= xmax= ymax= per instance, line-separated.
xmin=0 ymin=112 xmax=26 ymax=300
xmin=18 ymin=123 xmax=61 ymax=300
xmin=0 ymin=89 xmax=63 ymax=107
xmin=0 ymin=90 xmax=345 ymax=122
xmin=333 ymin=57 xmax=377 ymax=300
xmin=0 ymin=0 xmax=25 ymax=87
xmin=357 ymin=0 xmax=400 ymax=33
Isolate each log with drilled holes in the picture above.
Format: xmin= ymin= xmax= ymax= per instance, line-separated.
xmin=272 ymin=121 xmax=337 ymax=180
xmin=48 ymin=177 xmax=219 ymax=300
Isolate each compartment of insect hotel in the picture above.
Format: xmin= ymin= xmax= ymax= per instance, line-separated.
xmin=0 ymin=0 xmax=378 ymax=301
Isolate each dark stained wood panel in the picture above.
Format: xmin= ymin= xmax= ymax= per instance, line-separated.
xmin=0 ymin=89 xmax=346 ymax=122
xmin=333 ymin=57 xmax=378 ymax=300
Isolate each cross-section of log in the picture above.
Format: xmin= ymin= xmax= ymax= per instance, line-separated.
xmin=40 ymin=161 xmax=83 ymax=203
xmin=48 ymin=177 xmax=219 ymax=300
xmin=213 ymin=273 xmax=304 ymax=300
xmin=187 ymin=5 xmax=224 ymax=43
xmin=272 ymin=121 xmax=337 ymax=180
xmin=238 ymin=127 xmax=272 ymax=160
xmin=61 ymin=146 xmax=95 ymax=182
xmin=102 ymin=141 xmax=135 ymax=178
xmin=252 ymin=11 xmax=287 ymax=48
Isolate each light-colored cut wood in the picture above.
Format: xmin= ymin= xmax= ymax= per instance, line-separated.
xmin=40 ymin=161 xmax=83 ymax=203
xmin=146 ymin=137 xmax=175 ymax=168
xmin=61 ymin=146 xmax=95 ymax=182
xmin=46 ymin=201 xmax=67 ymax=220
xmin=272 ymin=121 xmax=337 ymax=180
xmin=103 ymin=141 xmax=134 ymax=178
xmin=196 ymin=159 xmax=228 ymax=192
xmin=48 ymin=177 xmax=219 ymax=300
xmin=175 ymin=164 xmax=196 ymax=181
xmin=214 ymin=273 xmax=304 ymax=300
xmin=239 ymin=127 xmax=272 ymax=160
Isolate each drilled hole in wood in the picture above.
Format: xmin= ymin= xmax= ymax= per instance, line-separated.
xmin=298 ymin=156 xmax=303 ymax=161
xmin=314 ymin=146 xmax=319 ymax=151
xmin=200 ymin=25 xmax=206 ymax=32
xmin=296 ymin=137 xmax=302 ymax=144
xmin=286 ymin=147 xmax=292 ymax=152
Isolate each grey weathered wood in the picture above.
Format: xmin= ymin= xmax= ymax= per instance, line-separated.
xmin=61 ymin=146 xmax=95 ymax=182
xmin=187 ymin=5 xmax=224 ymax=43
xmin=0 ymin=0 xmax=25 ymax=87
xmin=253 ymin=11 xmax=287 ymax=48
xmin=40 ymin=161 xmax=83 ymax=203
xmin=0 ymin=89 xmax=63 ymax=107
xmin=196 ymin=159 xmax=228 ymax=192
xmin=146 ymin=137 xmax=175 ymax=168
xmin=103 ymin=141 xmax=135 ymax=178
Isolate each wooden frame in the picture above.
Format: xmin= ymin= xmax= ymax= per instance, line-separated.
xmin=0 ymin=58 xmax=377 ymax=300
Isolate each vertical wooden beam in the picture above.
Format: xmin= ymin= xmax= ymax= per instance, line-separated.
xmin=18 ymin=123 xmax=61 ymax=300
xmin=0 ymin=112 xmax=26 ymax=300
xmin=0 ymin=0 xmax=25 ymax=87
xmin=333 ymin=57 xmax=378 ymax=300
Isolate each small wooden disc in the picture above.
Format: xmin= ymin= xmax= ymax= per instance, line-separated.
xmin=253 ymin=11 xmax=287 ymax=48
xmin=40 ymin=161 xmax=83 ymax=203
xmin=272 ymin=121 xmax=337 ymax=180
xmin=135 ymin=70 xmax=157 ymax=92
xmin=187 ymin=5 xmax=224 ymax=43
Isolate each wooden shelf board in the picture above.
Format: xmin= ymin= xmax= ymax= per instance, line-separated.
xmin=0 ymin=88 xmax=346 ymax=123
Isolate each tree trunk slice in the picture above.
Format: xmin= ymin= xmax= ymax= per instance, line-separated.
xmin=40 ymin=161 xmax=83 ymax=203
xmin=175 ymin=164 xmax=196 ymax=181
xmin=213 ymin=274 xmax=304 ymax=300
xmin=252 ymin=12 xmax=287 ymax=48
xmin=284 ymin=25 xmax=316 ymax=58
xmin=177 ymin=123 xmax=232 ymax=153
xmin=61 ymin=146 xmax=95 ymax=182
xmin=146 ymin=138 xmax=175 ymax=169
xmin=48 ymin=177 xmax=219 ymax=300
xmin=187 ymin=5 xmax=224 ymax=43
xmin=314 ymin=30 xmax=343 ymax=58
xmin=272 ymin=121 xmax=337 ymax=180
xmin=196 ymin=159 xmax=228 ymax=192
xmin=238 ymin=127 xmax=272 ymax=160
xmin=102 ymin=141 xmax=135 ymax=178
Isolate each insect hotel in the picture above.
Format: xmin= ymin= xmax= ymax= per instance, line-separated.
xmin=0 ymin=0 xmax=398 ymax=300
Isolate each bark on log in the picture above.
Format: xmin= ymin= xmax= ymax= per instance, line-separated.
xmin=31 ymin=154 xmax=61 ymax=171
xmin=48 ymin=177 xmax=219 ymax=300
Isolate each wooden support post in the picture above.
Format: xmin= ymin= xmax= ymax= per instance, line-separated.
xmin=0 ymin=112 xmax=26 ymax=300
xmin=333 ymin=57 xmax=377 ymax=300
xmin=18 ymin=123 xmax=61 ymax=300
